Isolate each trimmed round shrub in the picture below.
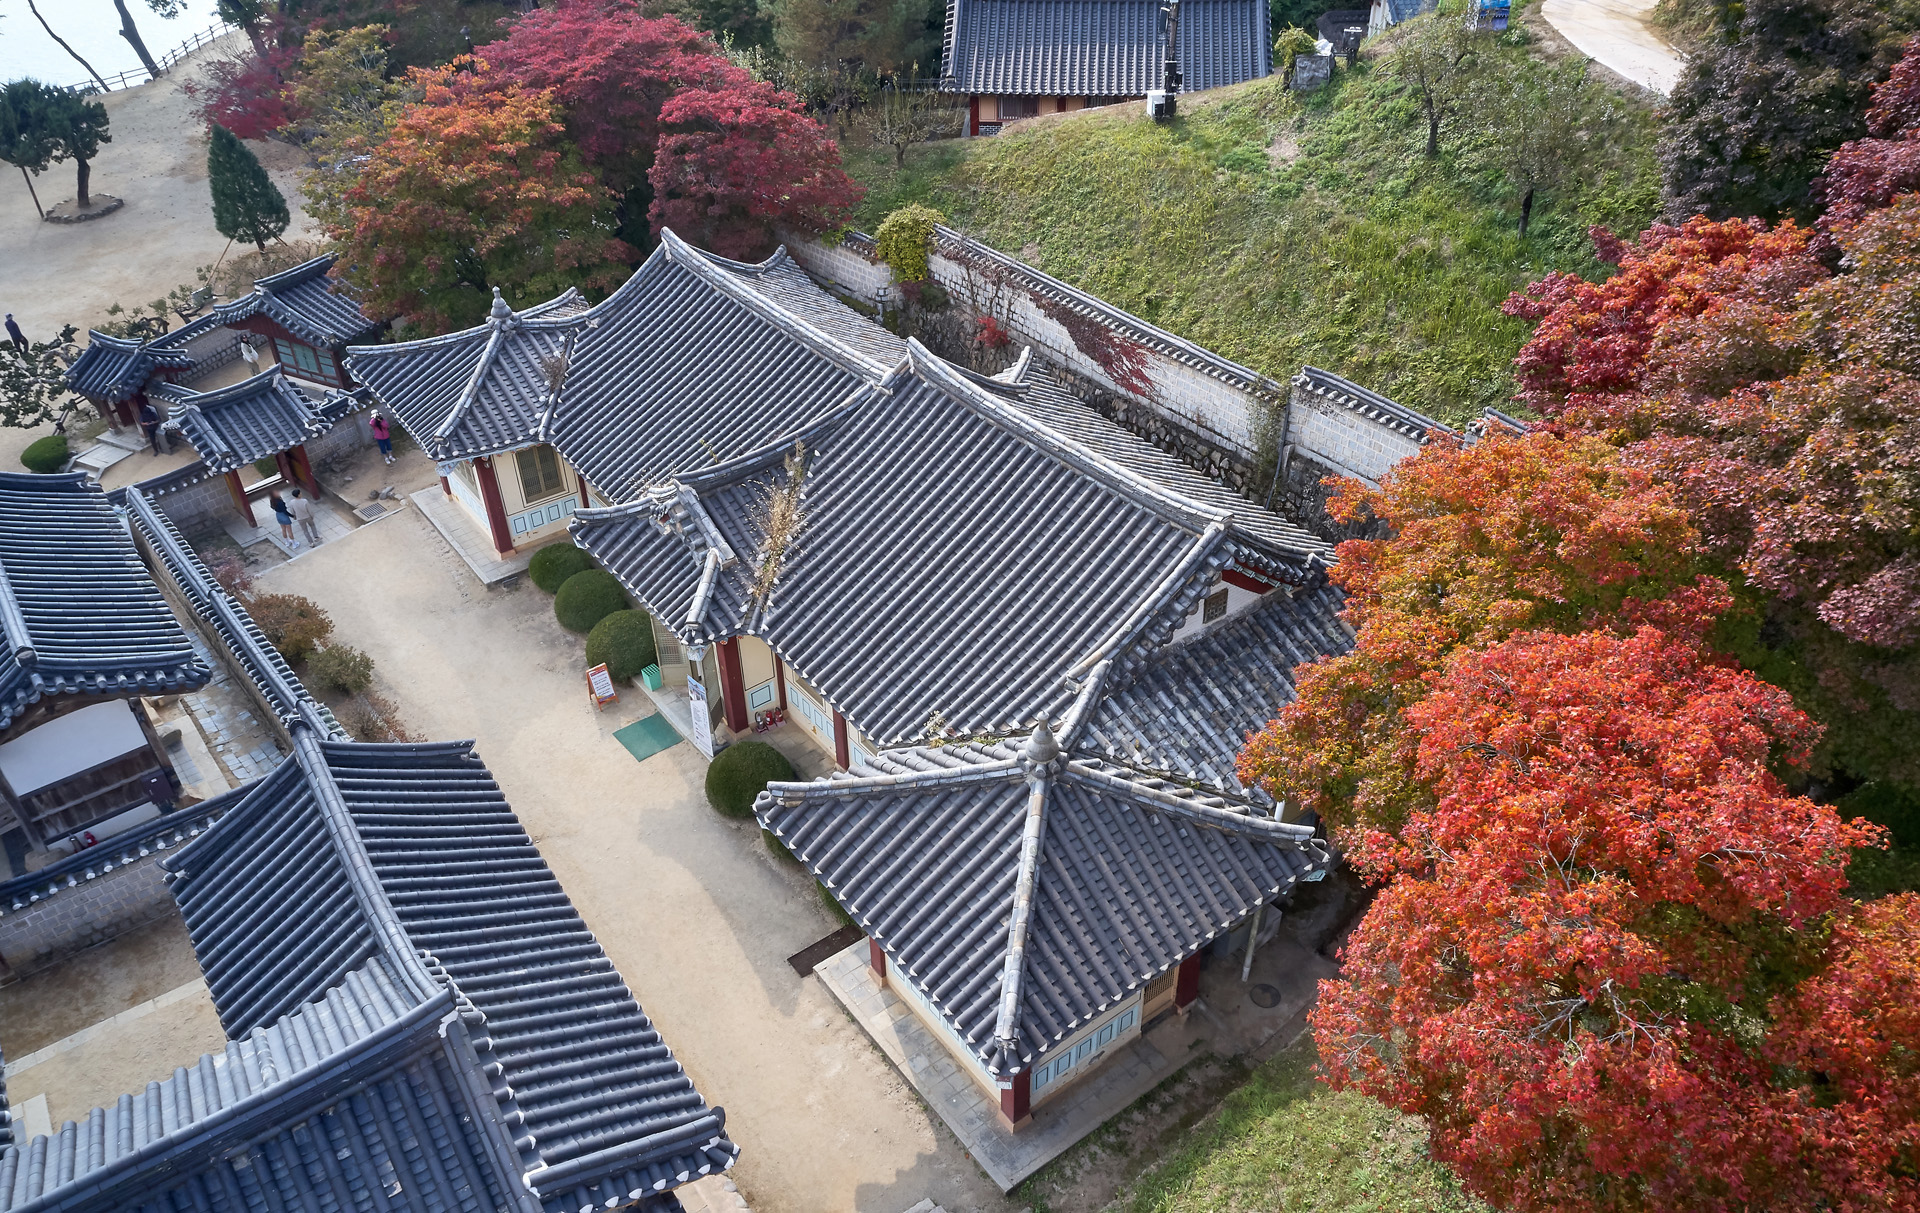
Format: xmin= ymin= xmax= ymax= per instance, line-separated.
xmin=530 ymin=543 xmax=595 ymax=593
xmin=584 ymin=610 xmax=657 ymax=681
xmin=553 ymin=569 xmax=627 ymax=633
xmin=705 ymin=739 xmax=794 ymax=818
xmin=20 ymin=435 xmax=69 ymax=473
xmin=308 ymin=643 xmax=375 ymax=694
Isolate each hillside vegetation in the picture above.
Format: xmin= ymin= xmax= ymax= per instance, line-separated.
xmin=845 ymin=35 xmax=1660 ymax=426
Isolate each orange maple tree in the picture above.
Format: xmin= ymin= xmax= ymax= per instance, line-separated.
xmin=329 ymin=62 xmax=633 ymax=333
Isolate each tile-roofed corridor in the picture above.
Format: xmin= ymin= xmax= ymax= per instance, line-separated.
xmin=0 ymin=472 xmax=210 ymax=731
xmin=757 ymin=723 xmax=1330 ymax=1076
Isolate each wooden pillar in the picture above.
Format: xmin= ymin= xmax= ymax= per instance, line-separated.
xmin=287 ymin=444 xmax=320 ymax=496
xmin=716 ymin=639 xmax=750 ymax=734
xmin=832 ymin=710 xmax=850 ymax=770
xmin=998 ymin=1069 xmax=1031 ymax=1127
xmin=576 ymin=466 xmax=592 ymax=507
xmin=273 ymin=449 xmax=296 ymax=487
xmin=440 ymin=474 xmax=452 ymax=497
xmin=224 ymin=470 xmax=256 ymax=527
xmin=1174 ymin=952 xmax=1202 ymax=1009
xmin=968 ymin=95 xmax=980 ymax=136
xmin=773 ymin=655 xmax=788 ymax=710
xmin=868 ymin=937 xmax=887 ymax=981
xmin=473 ymin=456 xmax=514 ymax=555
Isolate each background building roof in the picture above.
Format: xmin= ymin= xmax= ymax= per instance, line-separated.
xmin=942 ymin=0 xmax=1272 ymax=96
xmin=757 ymin=725 xmax=1329 ymax=1075
xmin=0 ymin=472 xmax=208 ymax=731
xmin=62 ymin=332 xmax=193 ymax=403
xmin=205 ymin=254 xmax=382 ymax=348
xmin=151 ymin=368 xmax=343 ymax=474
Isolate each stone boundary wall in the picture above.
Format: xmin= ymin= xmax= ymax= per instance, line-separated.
xmin=783 ymin=230 xmax=1455 ymax=516
xmin=135 ymin=404 xmax=377 ymax=537
xmin=0 ymin=812 xmax=218 ymax=983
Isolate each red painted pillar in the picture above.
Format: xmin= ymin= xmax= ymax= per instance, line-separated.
xmin=1174 ymin=953 xmax=1202 ymax=1009
xmin=473 ymin=456 xmax=515 ymax=555
xmin=998 ymin=1069 xmax=1031 ymax=1126
xmin=224 ymin=470 xmax=256 ymax=527
xmin=576 ymin=466 xmax=592 ymax=507
xmin=273 ymin=449 xmax=296 ymax=487
xmin=287 ymin=444 xmax=320 ymax=496
xmin=716 ymin=639 xmax=750 ymax=734
xmin=440 ymin=475 xmax=452 ymax=497
xmin=773 ymin=655 xmax=788 ymax=710
xmin=968 ymin=95 xmax=980 ymax=136
xmin=832 ymin=710 xmax=850 ymax=770
xmin=868 ymin=937 xmax=887 ymax=981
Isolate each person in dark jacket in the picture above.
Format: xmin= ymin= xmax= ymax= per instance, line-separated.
xmin=5 ymin=314 xmax=26 ymax=351
xmin=136 ymin=400 xmax=169 ymax=455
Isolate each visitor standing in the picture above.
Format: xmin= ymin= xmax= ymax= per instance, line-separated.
xmin=289 ymin=488 xmax=321 ymax=546
xmin=5 ymin=314 xmax=26 ymax=351
xmin=240 ymin=336 xmax=260 ymax=371
xmin=269 ymin=492 xmax=297 ymax=547
xmin=137 ymin=400 xmax=169 ymax=455
xmin=369 ymin=411 xmax=394 ymax=464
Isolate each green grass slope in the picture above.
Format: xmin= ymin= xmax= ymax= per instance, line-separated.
xmin=1115 ymin=1032 xmax=1486 ymax=1213
xmin=845 ymin=42 xmax=1659 ymax=426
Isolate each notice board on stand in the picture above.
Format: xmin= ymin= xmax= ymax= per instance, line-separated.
xmin=587 ymin=663 xmax=618 ymax=709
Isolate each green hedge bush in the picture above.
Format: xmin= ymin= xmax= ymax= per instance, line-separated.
xmin=584 ymin=610 xmax=657 ymax=681
xmin=21 ymin=435 xmax=69 ymax=473
xmin=250 ymin=592 xmax=334 ymax=663
xmin=530 ymin=543 xmax=595 ymax=593
xmin=308 ymin=644 xmax=375 ymax=693
xmin=553 ymin=569 xmax=627 ymax=633
xmin=705 ymin=740 xmax=794 ymax=818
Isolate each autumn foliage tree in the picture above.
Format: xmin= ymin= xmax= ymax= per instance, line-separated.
xmin=649 ymin=79 xmax=862 ymax=259
xmin=328 ymin=62 xmax=633 ymax=333
xmin=1312 ymin=595 xmax=1914 ymax=1213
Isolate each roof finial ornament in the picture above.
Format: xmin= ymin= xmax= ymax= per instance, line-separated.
xmin=1023 ymin=719 xmax=1061 ymax=768
xmin=489 ymin=287 xmax=512 ymax=321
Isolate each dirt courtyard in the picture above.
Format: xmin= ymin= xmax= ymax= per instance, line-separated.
xmin=0 ymin=33 xmax=319 ymax=473
xmin=254 ymin=511 xmax=1017 ymax=1213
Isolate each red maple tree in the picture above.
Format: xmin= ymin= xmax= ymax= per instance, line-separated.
xmin=1312 ymin=593 xmax=1909 ymax=1213
xmin=648 ymin=80 xmax=863 ymax=260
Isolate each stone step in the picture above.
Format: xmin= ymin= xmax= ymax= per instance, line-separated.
xmin=70 ymin=442 xmax=135 ymax=477
xmin=95 ymin=428 xmax=147 ymax=452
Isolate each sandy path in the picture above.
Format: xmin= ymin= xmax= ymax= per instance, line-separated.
xmin=1541 ymin=0 xmax=1685 ymax=94
xmin=0 ymin=33 xmax=319 ymax=472
xmin=257 ymin=513 xmax=1016 ymax=1213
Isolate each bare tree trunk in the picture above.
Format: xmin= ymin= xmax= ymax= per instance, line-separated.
xmin=1518 ymin=187 xmax=1535 ymax=236
xmin=26 ymin=0 xmax=109 ymax=90
xmin=76 ymin=157 xmax=92 ymax=208
xmin=1426 ymin=100 xmax=1440 ymax=157
xmin=21 ymin=167 xmax=45 ymax=219
xmin=111 ymin=0 xmax=163 ymax=79
xmin=241 ymin=20 xmax=269 ymax=59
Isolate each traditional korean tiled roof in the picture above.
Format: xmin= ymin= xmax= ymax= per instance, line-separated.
xmin=149 ymin=368 xmax=340 ymax=475
xmin=163 ymin=733 xmax=737 ymax=1212
xmin=0 ymin=473 xmax=209 ymax=732
xmin=0 ymin=1046 xmax=11 ymax=1153
xmin=204 ymin=254 xmax=382 ymax=348
xmin=1290 ymin=365 xmax=1445 ymax=442
xmin=757 ymin=722 xmax=1330 ymax=1075
xmin=942 ymin=0 xmax=1271 ymax=97
xmin=986 ymin=360 xmax=1329 ymax=577
xmin=346 ymin=287 xmax=589 ymax=464
xmin=118 ymin=483 xmax=339 ymax=737
xmin=62 ymin=332 xmax=193 ymax=403
xmin=544 ymin=231 xmax=891 ymax=499
xmin=1082 ymin=583 xmax=1351 ymax=790
xmin=575 ymin=345 xmax=1269 ymax=744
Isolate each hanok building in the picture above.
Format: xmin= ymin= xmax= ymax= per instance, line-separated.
xmin=759 ymin=723 xmax=1330 ymax=1126
xmin=941 ymin=0 xmax=1273 ymax=135
xmin=61 ymin=332 xmax=195 ymax=433
xmin=162 ymin=253 xmax=384 ymax=390
xmin=151 ymin=367 xmax=353 ymax=527
xmin=0 ymin=472 xmax=208 ymax=870
xmin=347 ymin=229 xmax=904 ymax=569
xmin=0 ymin=726 xmax=738 ymax=1213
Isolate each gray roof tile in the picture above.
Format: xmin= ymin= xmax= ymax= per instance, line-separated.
xmin=0 ymin=473 xmax=209 ymax=731
xmin=1083 ymin=583 xmax=1352 ymax=790
xmin=757 ymin=725 xmax=1330 ymax=1074
xmin=164 ymin=734 xmax=738 ymax=1210
xmin=943 ymin=0 xmax=1271 ymax=96
xmin=62 ymin=332 xmax=193 ymax=403
xmin=150 ymin=368 xmax=338 ymax=474
xmin=201 ymin=255 xmax=382 ymax=348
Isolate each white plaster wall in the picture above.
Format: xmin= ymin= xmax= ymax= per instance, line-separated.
xmin=1286 ymin=400 xmax=1423 ymax=483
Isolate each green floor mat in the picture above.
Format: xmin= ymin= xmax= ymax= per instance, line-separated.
xmin=614 ymin=713 xmax=684 ymax=762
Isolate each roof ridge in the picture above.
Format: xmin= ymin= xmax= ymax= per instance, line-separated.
xmin=906 ymin=340 xmax=1237 ymax=535
xmin=252 ymin=253 xmax=337 ymax=292
xmin=0 ymin=553 xmax=35 ymax=673
xmin=660 ymin=228 xmax=893 ymax=380
xmin=435 ymin=293 xmax=517 ymax=445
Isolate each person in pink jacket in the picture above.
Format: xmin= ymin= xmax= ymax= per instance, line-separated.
xmin=369 ymin=411 xmax=394 ymax=464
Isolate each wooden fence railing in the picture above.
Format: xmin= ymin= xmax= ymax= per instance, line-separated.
xmin=61 ymin=20 xmax=237 ymax=93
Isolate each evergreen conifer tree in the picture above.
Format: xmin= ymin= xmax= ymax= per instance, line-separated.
xmin=207 ymin=123 xmax=289 ymax=251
